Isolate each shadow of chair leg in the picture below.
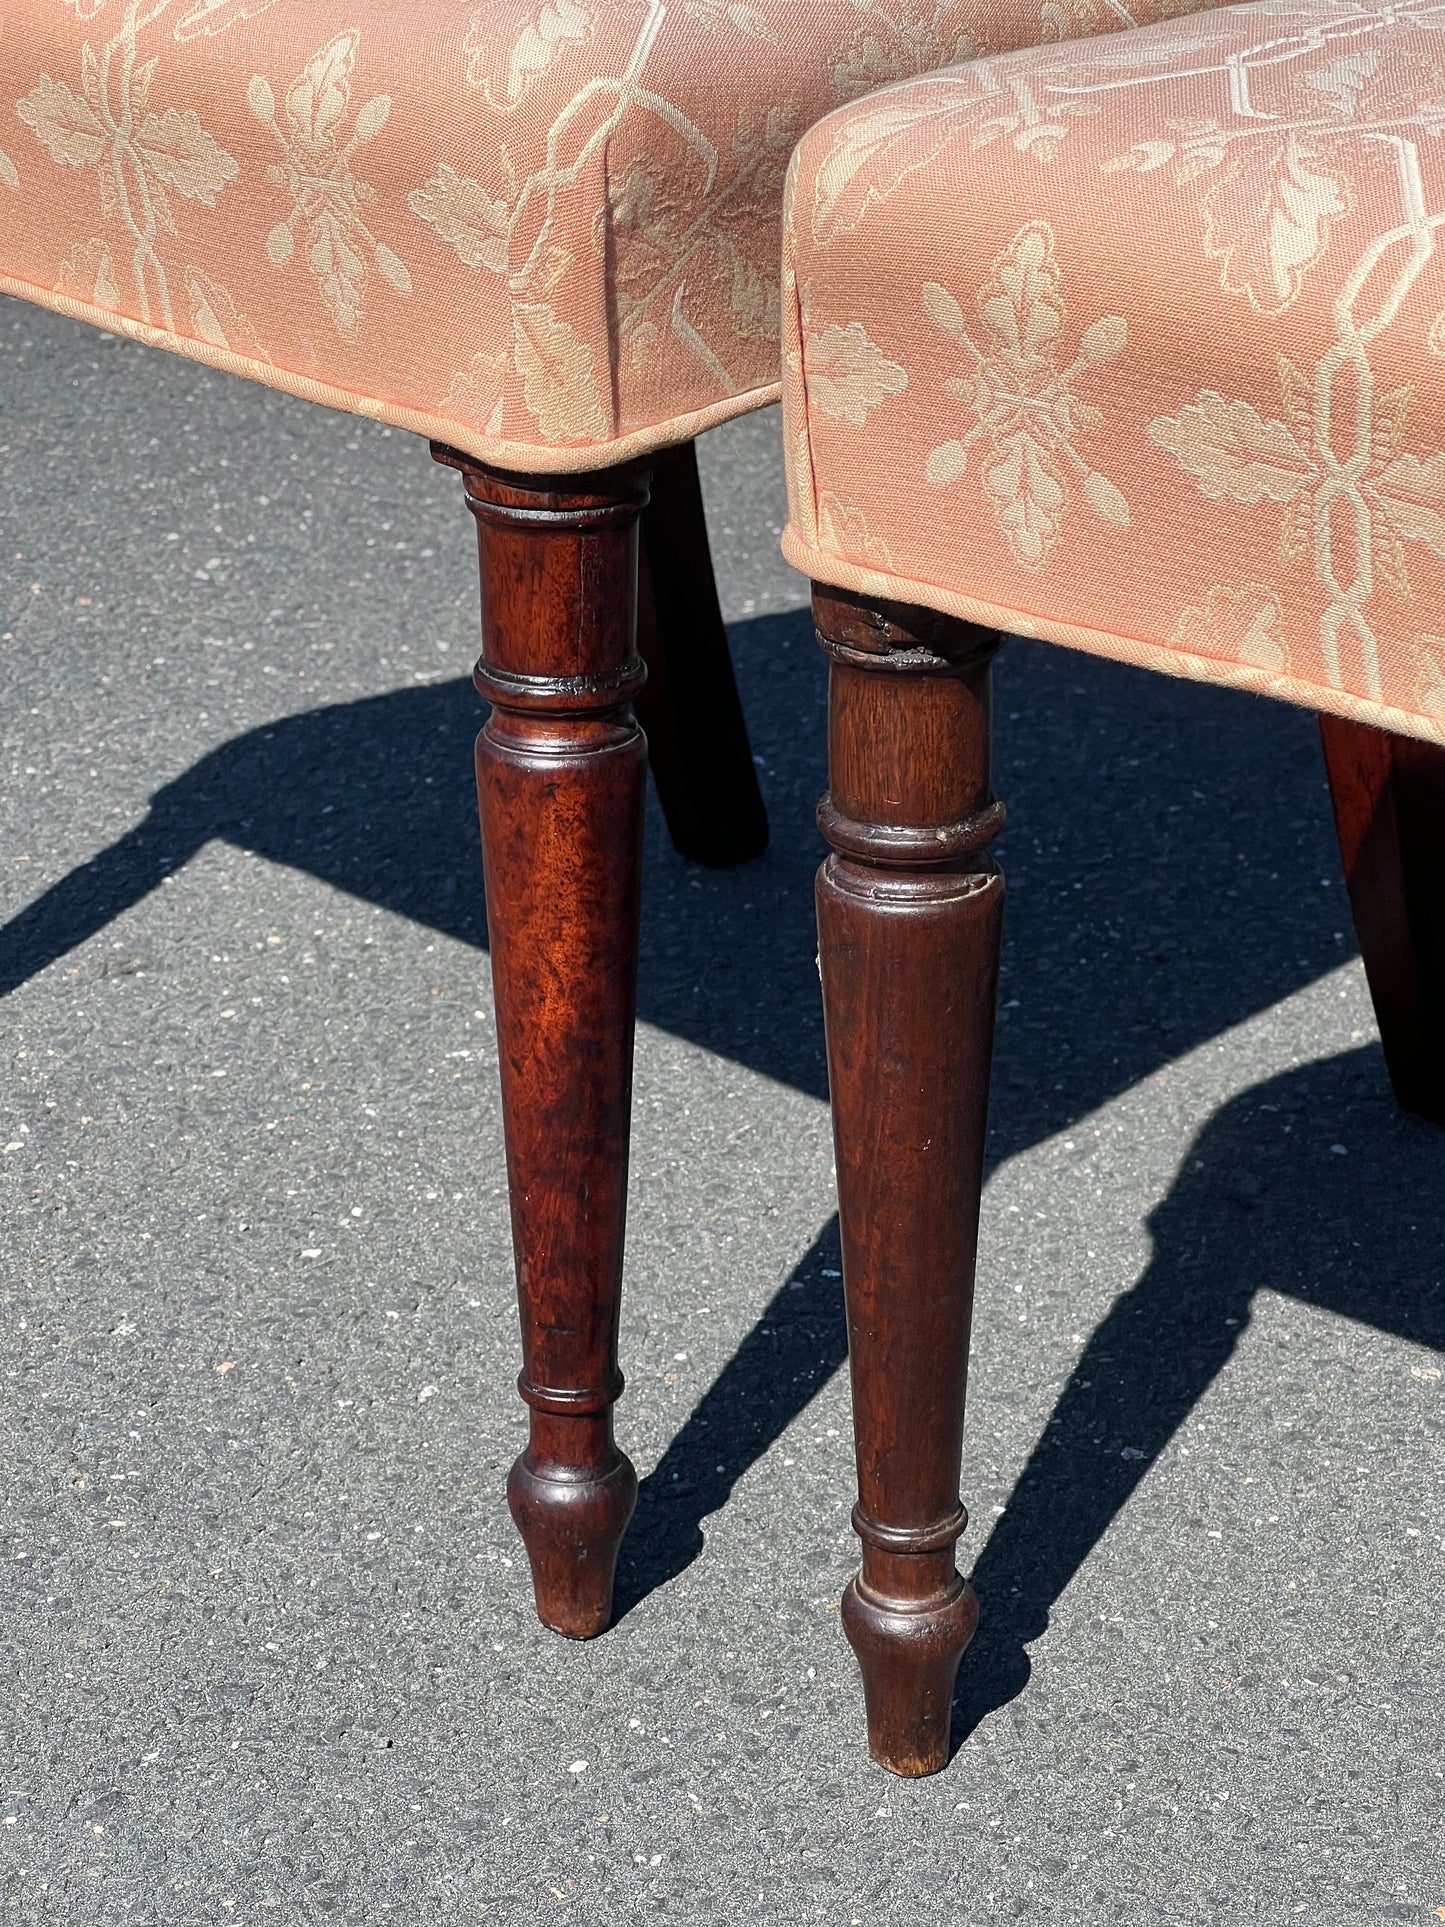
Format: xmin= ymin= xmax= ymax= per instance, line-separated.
xmin=951 ymin=1252 xmax=1251 ymax=1750
xmin=1 ymin=808 xmax=209 ymax=997
xmin=612 ymin=1219 xmax=849 ymax=1620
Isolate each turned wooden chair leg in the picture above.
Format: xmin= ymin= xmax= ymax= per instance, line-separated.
xmin=634 ymin=440 xmax=769 ymax=868
xmin=432 ymin=444 xmax=646 ymax=1637
xmin=1320 ymin=713 xmax=1445 ymax=1126
xmin=812 ymin=585 xmax=1005 ymax=1777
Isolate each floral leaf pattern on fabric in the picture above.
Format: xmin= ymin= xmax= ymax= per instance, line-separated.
xmin=811 ymin=94 xmax=970 ymax=243
xmin=916 ymin=223 xmax=1128 ymax=567
xmin=781 ymin=0 xmax=1445 ymax=748
xmin=56 ymin=236 xmax=121 ymax=310
xmin=464 ymin=0 xmax=600 ymax=110
xmin=830 ymin=2 xmax=985 ymax=99
xmin=172 ymin=0 xmax=283 ymax=43
xmin=250 ymin=33 xmax=412 ymax=338
xmin=511 ymin=301 xmax=608 ymax=439
xmin=804 ymin=321 xmax=908 ymax=423
xmin=818 ymin=490 xmax=896 ymax=565
xmin=1171 ymin=583 xmax=1290 ymax=673
xmin=186 ymin=266 xmax=270 ymax=358
xmin=16 ymin=2 xmax=239 ymax=330
xmin=409 ymin=167 xmax=511 ymax=273
xmin=1153 ymin=239 xmax=1445 ymax=697
xmin=4 ymin=0 xmax=1230 ymax=475
xmin=1149 ymin=392 xmax=1316 ymax=503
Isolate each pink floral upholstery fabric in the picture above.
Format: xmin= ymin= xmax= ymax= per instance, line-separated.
xmin=782 ymin=0 xmax=1445 ymax=746
xmin=3 ymin=0 xmax=1217 ymax=474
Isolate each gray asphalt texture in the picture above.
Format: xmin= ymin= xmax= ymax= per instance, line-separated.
xmin=2 ymin=294 xmax=1443 ymax=1927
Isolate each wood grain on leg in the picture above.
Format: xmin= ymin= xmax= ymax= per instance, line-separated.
xmin=635 ymin=440 xmax=768 ymax=868
xmin=813 ymin=585 xmax=1004 ymax=1776
xmin=433 ymin=445 xmax=645 ymax=1636
xmin=1320 ymin=713 xmax=1445 ymax=1125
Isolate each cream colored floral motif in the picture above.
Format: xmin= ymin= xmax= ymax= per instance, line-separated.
xmin=831 ymin=2 xmax=983 ymax=102
xmin=408 ymin=167 xmax=510 ymax=273
xmin=248 ymin=35 xmax=412 ymax=339
xmin=55 ymin=0 xmax=279 ymax=28
xmin=1415 ymin=639 xmax=1445 ymax=720
xmin=171 ymin=0 xmax=283 ymax=40
xmin=804 ymin=3 xmax=1439 ymax=321
xmin=810 ymin=92 xmax=972 ymax=245
xmin=1171 ymin=583 xmax=1289 ymax=672
xmin=186 ymin=267 xmax=269 ymax=358
xmin=609 ymin=102 xmax=800 ymax=378
xmin=681 ymin=1 xmax=776 ymax=39
xmin=921 ymin=222 xmax=1129 ymax=568
xmin=415 ymin=2 xmax=803 ymax=438
xmin=1153 ymin=99 xmax=1445 ymax=702
xmin=444 ymin=348 xmax=512 ymax=438
xmin=804 ymin=321 xmax=907 ymax=423
xmin=1066 ymin=9 xmax=1445 ymax=315
xmin=511 ymin=302 xmax=608 ymax=440
xmin=802 ymin=24 xmax=1227 ymax=243
xmin=1040 ymin=0 xmax=1137 ymax=38
xmin=57 ymin=237 xmax=121 ymax=310
xmin=1156 ymin=365 xmax=1445 ymax=692
xmin=0 ymin=149 xmax=18 ymax=191
xmin=464 ymin=0 xmax=600 ymax=109
xmin=804 ymin=0 xmax=1173 ymax=238
xmin=1103 ymin=99 xmax=1353 ymax=316
xmin=818 ymin=491 xmax=895 ymax=566
xmin=17 ymin=0 xmax=238 ymax=331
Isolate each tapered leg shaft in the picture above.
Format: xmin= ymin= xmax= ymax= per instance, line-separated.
xmin=1320 ymin=713 xmax=1445 ymax=1125
xmin=433 ymin=446 xmax=646 ymax=1637
xmin=635 ymin=441 xmax=768 ymax=867
xmin=813 ymin=586 xmax=1005 ymax=1776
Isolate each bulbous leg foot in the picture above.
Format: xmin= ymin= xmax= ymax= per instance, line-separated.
xmin=507 ymin=1439 xmax=638 ymax=1639
xmin=843 ymin=1573 xmax=979 ymax=1776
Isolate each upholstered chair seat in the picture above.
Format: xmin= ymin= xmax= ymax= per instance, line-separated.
xmin=4 ymin=0 xmax=1210 ymax=470
xmin=783 ymin=0 xmax=1445 ymax=744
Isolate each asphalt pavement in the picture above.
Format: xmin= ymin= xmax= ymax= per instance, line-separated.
xmin=2 ymin=294 xmax=1443 ymax=1925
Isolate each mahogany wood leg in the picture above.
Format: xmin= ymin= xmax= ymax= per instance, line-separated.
xmin=1320 ymin=713 xmax=1445 ymax=1125
xmin=432 ymin=444 xmax=646 ymax=1637
xmin=634 ymin=441 xmax=768 ymax=867
xmin=813 ymin=585 xmax=1005 ymax=1776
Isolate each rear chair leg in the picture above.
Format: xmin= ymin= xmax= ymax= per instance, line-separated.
xmin=813 ymin=586 xmax=1005 ymax=1776
xmin=1320 ymin=713 xmax=1445 ymax=1125
xmin=635 ymin=440 xmax=769 ymax=868
xmin=433 ymin=445 xmax=646 ymax=1637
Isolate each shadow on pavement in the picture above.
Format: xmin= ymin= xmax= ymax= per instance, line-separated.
xmin=953 ymin=1045 xmax=1445 ymax=1751
xmin=8 ymin=611 xmax=1429 ymax=1679
xmin=2 ymin=615 xmax=1354 ymax=1153
xmin=614 ymin=1219 xmax=848 ymax=1620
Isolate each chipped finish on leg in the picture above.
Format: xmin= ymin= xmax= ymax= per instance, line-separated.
xmin=813 ymin=584 xmax=1004 ymax=1776
xmin=433 ymin=444 xmax=645 ymax=1637
xmin=1321 ymin=713 xmax=1445 ymax=1126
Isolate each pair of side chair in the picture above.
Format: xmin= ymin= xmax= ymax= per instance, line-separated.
xmin=5 ymin=0 xmax=1443 ymax=1778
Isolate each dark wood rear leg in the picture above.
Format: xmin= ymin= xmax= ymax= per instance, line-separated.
xmin=635 ymin=440 xmax=768 ymax=867
xmin=813 ymin=586 xmax=1004 ymax=1776
xmin=433 ymin=445 xmax=645 ymax=1637
xmin=1320 ymin=714 xmax=1445 ymax=1125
